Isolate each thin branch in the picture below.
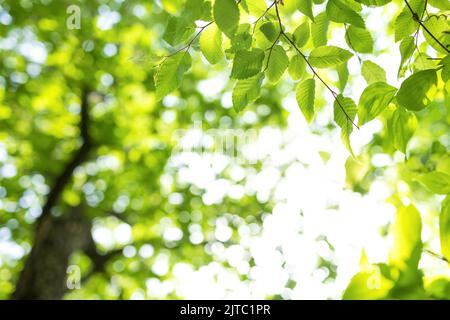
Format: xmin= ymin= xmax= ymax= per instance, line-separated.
xmin=424 ymin=249 xmax=449 ymax=263
xmin=156 ymin=0 xmax=245 ymax=67
xmin=263 ymin=32 xmax=283 ymax=72
xmin=274 ymin=2 xmax=359 ymax=129
xmin=252 ymin=0 xmax=277 ymax=35
xmin=404 ymin=0 xmax=450 ymax=54
xmin=344 ymin=24 xmax=362 ymax=64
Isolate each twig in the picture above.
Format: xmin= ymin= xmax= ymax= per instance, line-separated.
xmin=252 ymin=1 xmax=277 ymax=35
xmin=38 ymin=86 xmax=93 ymax=228
xmin=263 ymin=32 xmax=283 ymax=72
xmin=404 ymin=0 xmax=450 ymax=54
xmin=274 ymin=2 xmax=359 ymax=129
xmin=424 ymin=249 xmax=449 ymax=263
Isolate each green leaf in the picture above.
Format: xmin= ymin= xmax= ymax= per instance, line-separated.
xmin=343 ymin=264 xmax=394 ymax=300
xmin=388 ymin=106 xmax=417 ymax=153
xmin=394 ymin=11 xmax=416 ymax=43
xmin=422 ymin=15 xmax=450 ymax=54
xmin=241 ymin=0 xmax=267 ymax=16
xmin=232 ymin=74 xmax=264 ymax=112
xmin=345 ymin=26 xmax=374 ymax=53
xmin=440 ymin=55 xmax=450 ymax=82
xmin=358 ymin=82 xmax=397 ymax=126
xmin=229 ymin=24 xmax=253 ymax=52
xmin=163 ymin=17 xmax=196 ymax=46
xmin=260 ymin=22 xmax=278 ymax=42
xmin=394 ymin=0 xmax=426 ymax=42
xmin=185 ymin=0 xmax=210 ymax=21
xmin=440 ymin=196 xmax=450 ymax=262
xmin=231 ymin=49 xmax=265 ymax=79
xmin=337 ymin=62 xmax=349 ymax=91
xmin=214 ymin=0 xmax=240 ymax=38
xmin=296 ymin=78 xmax=316 ymax=123
xmin=396 ymin=69 xmax=437 ymax=111
xmin=309 ymin=46 xmax=353 ymax=68
xmin=414 ymin=53 xmax=437 ymax=71
xmin=334 ymin=95 xmax=357 ymax=128
xmin=355 ymin=0 xmax=391 ymax=6
xmin=293 ymin=21 xmax=310 ymax=48
xmin=398 ymin=36 xmax=415 ymax=77
xmin=288 ymin=54 xmax=307 ymax=80
xmin=311 ymin=12 xmax=329 ymax=47
xmin=429 ymin=0 xmax=450 ymax=9
xmin=361 ymin=60 xmax=386 ymax=84
xmin=296 ymin=0 xmax=315 ymax=22
xmin=266 ymin=45 xmax=289 ymax=83
xmin=200 ymin=23 xmax=224 ymax=64
xmin=334 ymin=95 xmax=358 ymax=157
xmin=326 ymin=0 xmax=365 ymax=28
xmin=417 ymin=171 xmax=450 ymax=194
xmin=389 ymin=205 xmax=422 ymax=273
xmin=155 ymin=52 xmax=192 ymax=100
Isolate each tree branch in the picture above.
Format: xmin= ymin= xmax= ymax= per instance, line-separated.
xmin=38 ymin=87 xmax=93 ymax=228
xmin=274 ymin=2 xmax=359 ymax=129
xmin=404 ymin=0 xmax=450 ymax=54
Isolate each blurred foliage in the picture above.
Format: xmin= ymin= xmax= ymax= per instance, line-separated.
xmin=0 ymin=0 xmax=449 ymax=299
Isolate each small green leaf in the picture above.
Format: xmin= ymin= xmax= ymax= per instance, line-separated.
xmin=343 ymin=264 xmax=394 ymax=300
xmin=440 ymin=55 xmax=450 ymax=82
xmin=231 ymin=49 xmax=265 ymax=79
xmin=326 ymin=0 xmax=365 ymax=28
xmin=394 ymin=0 xmax=426 ymax=42
xmin=232 ymin=74 xmax=264 ymax=112
xmin=389 ymin=205 xmax=422 ymax=272
xmin=358 ymin=82 xmax=397 ymax=125
xmin=200 ymin=23 xmax=224 ymax=64
xmin=429 ymin=0 xmax=450 ymax=9
xmin=361 ymin=60 xmax=386 ymax=84
xmin=337 ymin=63 xmax=349 ymax=91
xmin=155 ymin=52 xmax=192 ymax=100
xmin=296 ymin=0 xmax=314 ymax=21
xmin=398 ymin=36 xmax=415 ymax=77
xmin=163 ymin=17 xmax=196 ymax=46
xmin=334 ymin=95 xmax=358 ymax=157
xmin=355 ymin=0 xmax=391 ymax=6
xmin=345 ymin=26 xmax=374 ymax=53
xmin=388 ymin=106 xmax=417 ymax=153
xmin=296 ymin=78 xmax=316 ymax=123
xmin=422 ymin=15 xmax=450 ymax=54
xmin=214 ymin=0 xmax=240 ymax=38
xmin=440 ymin=196 xmax=450 ymax=262
xmin=296 ymin=0 xmax=315 ymax=22
xmin=266 ymin=45 xmax=289 ymax=83
xmin=293 ymin=21 xmax=310 ymax=48
xmin=396 ymin=69 xmax=437 ymax=111
xmin=229 ymin=24 xmax=253 ymax=52
xmin=241 ymin=0 xmax=267 ymax=16
xmin=260 ymin=22 xmax=278 ymax=42
xmin=289 ymin=54 xmax=306 ymax=80
xmin=311 ymin=12 xmax=329 ymax=47
xmin=417 ymin=171 xmax=450 ymax=194
xmin=309 ymin=46 xmax=353 ymax=68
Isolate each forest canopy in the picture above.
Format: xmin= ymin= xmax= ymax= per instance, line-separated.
xmin=0 ymin=0 xmax=449 ymax=299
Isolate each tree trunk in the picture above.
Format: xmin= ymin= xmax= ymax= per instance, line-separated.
xmin=12 ymin=207 xmax=92 ymax=299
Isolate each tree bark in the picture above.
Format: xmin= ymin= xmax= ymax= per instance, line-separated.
xmin=12 ymin=208 xmax=92 ymax=299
